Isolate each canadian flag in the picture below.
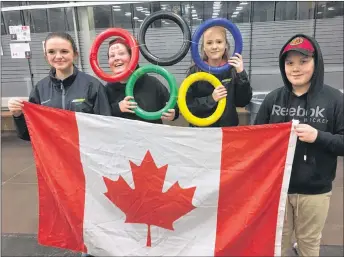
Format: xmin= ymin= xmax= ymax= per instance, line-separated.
xmin=23 ymin=102 xmax=297 ymax=256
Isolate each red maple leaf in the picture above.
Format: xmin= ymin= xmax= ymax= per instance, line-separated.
xmin=103 ymin=151 xmax=196 ymax=247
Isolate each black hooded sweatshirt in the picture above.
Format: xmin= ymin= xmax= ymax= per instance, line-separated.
xmin=254 ymin=34 xmax=344 ymax=194
xmin=105 ymin=66 xmax=179 ymax=124
xmin=13 ymin=66 xmax=112 ymax=141
xmin=186 ymin=65 xmax=252 ymax=127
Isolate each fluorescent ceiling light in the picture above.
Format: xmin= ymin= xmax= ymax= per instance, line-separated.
xmin=192 ymin=9 xmax=196 ymax=13
xmin=232 ymin=15 xmax=237 ymax=18
xmin=233 ymin=11 xmax=239 ymax=14
xmin=328 ymin=7 xmax=335 ymax=11
xmin=125 ymin=12 xmax=131 ymax=16
xmin=133 ymin=17 xmax=139 ymax=20
xmin=236 ymin=7 xmax=243 ymax=10
xmin=240 ymin=2 xmax=248 ymax=5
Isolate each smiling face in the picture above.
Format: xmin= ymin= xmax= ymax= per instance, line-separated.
xmin=108 ymin=43 xmax=131 ymax=75
xmin=202 ymin=26 xmax=228 ymax=62
xmin=45 ymin=37 xmax=76 ymax=72
xmin=285 ymin=51 xmax=315 ymax=89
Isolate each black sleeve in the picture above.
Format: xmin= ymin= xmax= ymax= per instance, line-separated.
xmin=254 ymin=94 xmax=273 ymax=125
xmin=159 ymin=80 xmax=180 ymax=121
xmin=234 ymin=69 xmax=252 ymax=107
xmin=93 ymin=82 xmax=112 ymax=116
xmin=185 ymin=66 xmax=217 ymax=115
xmin=104 ymin=85 xmax=124 ymax=117
xmin=13 ymin=85 xmax=41 ymax=141
xmin=314 ymin=94 xmax=344 ymax=156
xmin=110 ymin=101 xmax=123 ymax=117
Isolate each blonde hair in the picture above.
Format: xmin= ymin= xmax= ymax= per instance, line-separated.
xmin=200 ymin=26 xmax=230 ymax=61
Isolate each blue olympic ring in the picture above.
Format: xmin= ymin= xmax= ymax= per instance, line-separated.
xmin=191 ymin=18 xmax=243 ymax=74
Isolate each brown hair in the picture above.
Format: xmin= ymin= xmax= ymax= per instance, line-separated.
xmin=44 ymin=32 xmax=78 ymax=55
xmin=107 ymin=37 xmax=131 ymax=59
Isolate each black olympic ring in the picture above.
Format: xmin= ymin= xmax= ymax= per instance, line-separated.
xmin=138 ymin=10 xmax=191 ymax=66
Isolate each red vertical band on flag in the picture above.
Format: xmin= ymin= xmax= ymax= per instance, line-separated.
xmin=23 ymin=102 xmax=87 ymax=253
xmin=215 ymin=123 xmax=292 ymax=256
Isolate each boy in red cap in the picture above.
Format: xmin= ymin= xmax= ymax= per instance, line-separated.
xmin=255 ymin=34 xmax=344 ymax=256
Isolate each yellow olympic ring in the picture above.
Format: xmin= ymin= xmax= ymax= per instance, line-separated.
xmin=178 ymin=72 xmax=226 ymax=127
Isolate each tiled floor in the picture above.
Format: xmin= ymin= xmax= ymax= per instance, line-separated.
xmin=1 ymin=131 xmax=343 ymax=256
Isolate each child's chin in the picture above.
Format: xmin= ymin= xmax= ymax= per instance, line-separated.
xmin=114 ymin=68 xmax=126 ymax=74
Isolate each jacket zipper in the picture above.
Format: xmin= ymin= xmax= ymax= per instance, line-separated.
xmin=60 ymin=82 xmax=66 ymax=109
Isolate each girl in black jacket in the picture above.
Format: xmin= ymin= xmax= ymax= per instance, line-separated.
xmin=186 ymin=26 xmax=252 ymax=127
xmin=7 ymin=32 xmax=112 ymax=141
xmin=105 ymin=37 xmax=179 ymax=124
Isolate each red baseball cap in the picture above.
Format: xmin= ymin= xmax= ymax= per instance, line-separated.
xmin=282 ymin=37 xmax=315 ymax=56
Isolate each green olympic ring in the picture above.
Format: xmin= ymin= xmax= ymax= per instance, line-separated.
xmin=125 ymin=65 xmax=178 ymax=121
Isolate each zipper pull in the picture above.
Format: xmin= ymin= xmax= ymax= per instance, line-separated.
xmin=60 ymin=82 xmax=66 ymax=95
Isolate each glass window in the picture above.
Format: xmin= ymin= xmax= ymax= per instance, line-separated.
xmin=161 ymin=2 xmax=182 ymax=27
xmin=275 ymin=1 xmax=297 ymax=21
xmin=253 ymin=1 xmax=275 ymax=22
xmin=17 ymin=2 xmax=47 ymax=33
xmin=2 ymin=10 xmax=22 ymax=27
xmin=28 ymin=9 xmax=49 ymax=32
xmin=316 ymin=1 xmax=344 ymax=19
xmin=227 ymin=1 xmax=250 ymax=23
xmin=48 ymin=8 xmax=66 ymax=32
xmin=133 ymin=2 xmax=151 ymax=29
xmin=297 ymin=1 xmax=315 ymax=20
xmin=112 ymin=4 xmax=133 ymax=29
xmin=65 ymin=7 xmax=76 ymax=32
xmin=93 ymin=5 xmax=112 ymax=29
xmin=189 ymin=2 xmax=203 ymax=27
xmin=180 ymin=2 xmax=192 ymax=26
xmin=1 ymin=1 xmax=22 ymax=8
xmin=1 ymin=13 xmax=7 ymax=35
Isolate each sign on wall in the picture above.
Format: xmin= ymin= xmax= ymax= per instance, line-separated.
xmin=10 ymin=43 xmax=31 ymax=59
xmin=9 ymin=25 xmax=31 ymax=41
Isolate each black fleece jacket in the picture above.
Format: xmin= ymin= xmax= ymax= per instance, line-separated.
xmin=13 ymin=66 xmax=111 ymax=141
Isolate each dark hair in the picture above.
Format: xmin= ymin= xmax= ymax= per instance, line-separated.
xmin=107 ymin=37 xmax=132 ymax=59
xmin=44 ymin=32 xmax=78 ymax=54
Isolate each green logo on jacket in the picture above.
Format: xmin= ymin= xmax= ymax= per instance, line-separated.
xmin=221 ymin=78 xmax=232 ymax=83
